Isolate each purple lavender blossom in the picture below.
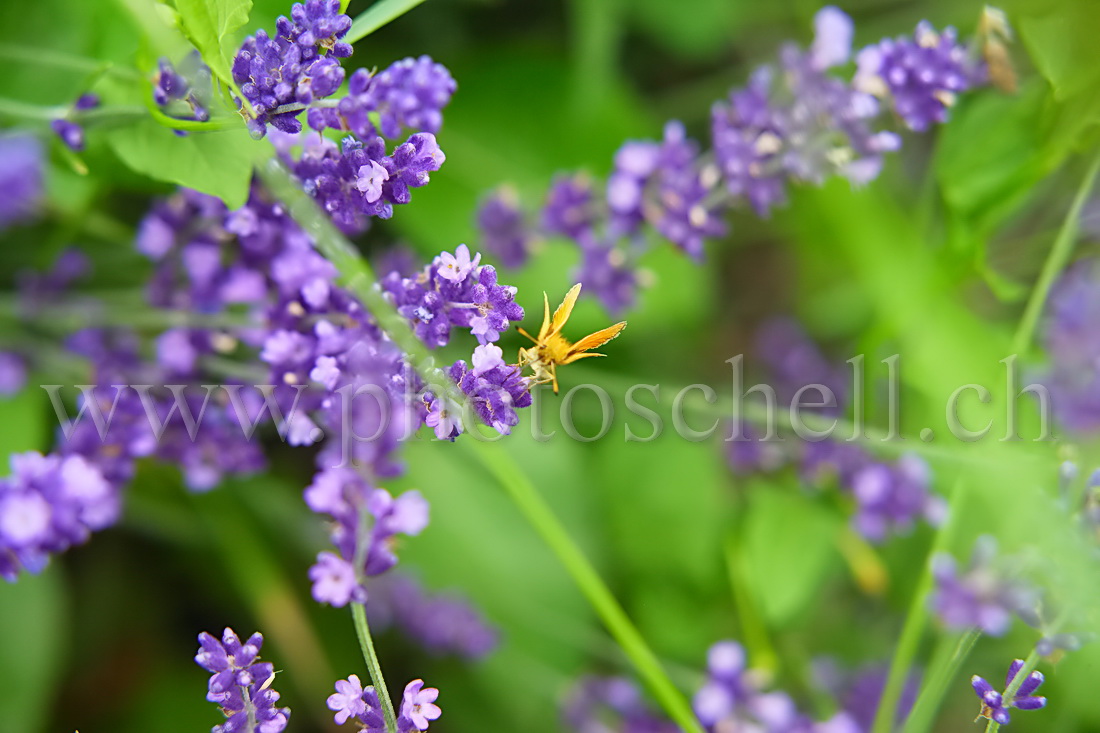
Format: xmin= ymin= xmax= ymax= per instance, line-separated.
xmin=304 ymin=467 xmax=429 ymax=606
xmin=153 ymin=54 xmax=212 ymax=124
xmin=448 ymin=344 xmax=532 ymax=436
xmin=1038 ymin=258 xmax=1100 ymax=433
xmin=972 ymin=660 xmax=1046 ymax=726
xmin=232 ymin=0 xmax=351 ymax=137
xmin=542 ymin=174 xmax=598 ymax=239
xmin=930 ymin=536 xmax=1033 ymax=636
xmin=855 ymin=21 xmax=983 ymax=132
xmin=0 ymin=135 xmax=43 ymax=229
xmin=0 ymin=352 xmax=27 ymax=394
xmin=573 ymin=233 xmax=639 ymax=316
xmin=51 ymin=93 xmax=99 ymax=151
xmin=398 ymin=679 xmax=441 ymax=731
xmin=310 ymin=57 xmax=456 ymax=140
xmin=195 ymin=628 xmax=290 ymax=733
xmin=366 ymin=574 xmax=500 ymax=659
xmin=0 ymin=451 xmax=118 ymax=581
xmin=693 ymin=640 xmax=861 ymax=732
xmin=476 ymin=188 xmax=531 ymax=268
xmin=564 ymin=676 xmax=679 ymax=733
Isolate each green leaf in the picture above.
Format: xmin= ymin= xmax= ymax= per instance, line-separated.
xmin=346 ymin=0 xmax=426 ymax=44
xmin=740 ymin=484 xmax=841 ymax=628
xmin=175 ymin=0 xmax=252 ymax=88
xmin=107 ymin=118 xmax=266 ymax=207
xmin=1018 ymin=2 xmax=1100 ymax=102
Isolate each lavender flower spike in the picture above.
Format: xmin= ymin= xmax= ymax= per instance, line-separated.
xmin=195 ymin=628 xmax=290 ymax=733
xmin=929 ymin=535 xmax=1032 ymax=636
xmin=972 ymin=660 xmax=1046 ymax=726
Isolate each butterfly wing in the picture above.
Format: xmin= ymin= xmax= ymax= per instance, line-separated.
xmin=546 ymin=283 xmax=582 ymax=339
xmin=560 ymin=321 xmax=627 ymax=364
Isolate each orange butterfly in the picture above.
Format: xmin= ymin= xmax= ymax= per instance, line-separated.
xmin=517 ymin=283 xmax=627 ymax=393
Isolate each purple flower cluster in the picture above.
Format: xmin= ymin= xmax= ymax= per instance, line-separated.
xmin=328 ymin=676 xmax=441 ymax=732
xmin=972 ymin=660 xmax=1047 ymax=726
xmin=288 ymin=131 xmax=446 ymax=234
xmin=563 ymin=676 xmax=679 ymax=733
xmin=930 ymin=536 xmax=1035 ymax=636
xmin=855 ymin=22 xmax=983 ymax=132
xmin=232 ymin=0 xmax=351 ymax=136
xmin=195 ymin=628 xmax=290 ymax=733
xmin=474 ymin=7 xmax=986 ymax=315
xmin=51 ymin=93 xmax=99 ymax=152
xmin=0 ymin=134 xmax=43 ymax=230
xmin=694 ymin=640 xmax=861 ymax=732
xmin=367 ymin=574 xmax=500 ymax=659
xmin=305 ymin=467 xmax=429 ymax=606
xmin=475 ymin=188 xmax=530 ymax=268
xmin=382 ymin=244 xmax=524 ymax=348
xmin=446 ymin=344 xmax=531 ymax=437
xmin=0 ymin=452 xmax=117 ymax=581
xmin=727 ymin=319 xmax=943 ymax=542
xmin=308 ymin=56 xmax=456 ymax=140
xmin=154 ymin=53 xmax=212 ymax=125
xmin=1038 ymin=258 xmax=1100 ymax=433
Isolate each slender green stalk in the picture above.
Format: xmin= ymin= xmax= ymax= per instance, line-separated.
xmin=901 ymin=628 xmax=981 ymax=733
xmin=983 ymin=649 xmax=1041 ymax=733
xmin=465 ymin=439 xmax=705 ymax=733
xmin=0 ymin=45 xmax=143 ymax=79
xmin=723 ymin=531 xmax=778 ymax=674
xmin=1011 ymin=149 xmax=1100 ymax=355
xmin=871 ymin=481 xmax=965 ymax=733
xmin=351 ymin=602 xmax=399 ymax=733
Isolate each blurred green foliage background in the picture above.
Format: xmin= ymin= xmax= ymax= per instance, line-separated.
xmin=3 ymin=0 xmax=1100 ymax=731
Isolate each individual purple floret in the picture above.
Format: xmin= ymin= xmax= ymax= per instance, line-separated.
xmin=328 ymin=674 xmax=386 ymax=730
xmin=398 ymin=679 xmax=441 ymax=732
xmin=154 ymin=54 xmax=212 ymax=124
xmin=971 ymin=660 xmax=1046 ymax=726
xmin=476 ymin=188 xmax=531 ymax=268
xmin=232 ymin=1 xmax=351 ymax=137
xmin=195 ymin=628 xmax=290 ymax=733
xmin=563 ymin=676 xmax=679 ymax=733
xmin=51 ymin=93 xmax=99 ymax=151
xmin=0 ymin=451 xmax=118 ymax=581
xmin=0 ymin=135 xmax=43 ymax=230
xmin=855 ymin=21 xmax=983 ymax=132
xmin=930 ymin=536 xmax=1033 ymax=636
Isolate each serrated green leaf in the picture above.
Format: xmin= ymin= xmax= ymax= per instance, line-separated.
xmin=175 ymin=0 xmax=252 ymax=87
xmin=106 ymin=118 xmax=266 ymax=207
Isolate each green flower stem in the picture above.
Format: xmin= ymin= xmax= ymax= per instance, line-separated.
xmin=465 ymin=438 xmax=705 ymax=733
xmin=870 ymin=480 xmax=966 ymax=733
xmin=258 ymin=156 xmax=699 ymax=729
xmin=0 ymin=44 xmax=142 ymax=80
xmin=1011 ymin=149 xmax=1100 ymax=356
xmin=901 ymin=627 xmax=981 ymax=733
xmin=723 ymin=530 xmax=778 ymax=675
xmin=0 ymin=97 xmax=67 ymax=121
xmin=983 ymin=649 xmax=1041 ymax=733
xmin=351 ymin=602 xmax=400 ymax=733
